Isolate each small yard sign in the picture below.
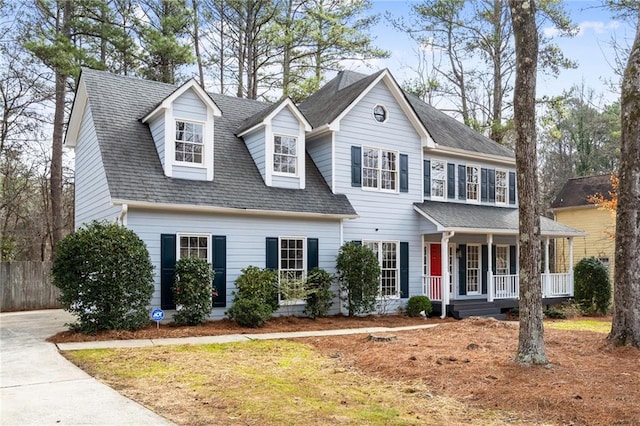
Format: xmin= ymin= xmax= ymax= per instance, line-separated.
xmin=151 ymin=308 xmax=164 ymax=329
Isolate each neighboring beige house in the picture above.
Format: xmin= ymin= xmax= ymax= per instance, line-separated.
xmin=550 ymin=174 xmax=616 ymax=284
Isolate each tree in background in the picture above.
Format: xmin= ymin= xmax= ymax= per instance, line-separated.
xmin=394 ymin=0 xmax=576 ymax=145
xmin=608 ymin=2 xmax=640 ymax=348
xmin=509 ymin=0 xmax=547 ymax=365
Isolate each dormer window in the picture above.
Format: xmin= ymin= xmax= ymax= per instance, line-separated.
xmin=273 ymin=135 xmax=297 ymax=175
xmin=373 ymin=105 xmax=387 ymax=123
xmin=175 ymin=120 xmax=204 ymax=164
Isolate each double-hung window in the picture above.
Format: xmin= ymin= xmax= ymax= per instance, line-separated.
xmin=466 ymin=165 xmax=480 ymax=201
xmin=362 ymin=147 xmax=398 ymax=191
xmin=273 ymin=135 xmax=297 ymax=175
xmin=175 ymin=121 xmax=204 ymax=164
xmin=365 ymin=240 xmax=399 ymax=297
xmin=495 ymin=245 xmax=509 ymax=275
xmin=496 ymin=170 xmax=508 ymax=204
xmin=279 ymin=237 xmax=306 ymax=303
xmin=178 ymin=234 xmax=210 ymax=261
xmin=431 ymin=160 xmax=446 ymax=198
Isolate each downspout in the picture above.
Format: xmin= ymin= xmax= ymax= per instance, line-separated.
xmin=441 ymin=230 xmax=455 ymax=319
xmin=118 ymin=203 xmax=128 ymax=226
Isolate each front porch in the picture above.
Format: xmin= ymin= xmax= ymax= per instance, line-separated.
xmin=430 ymin=296 xmax=573 ymax=319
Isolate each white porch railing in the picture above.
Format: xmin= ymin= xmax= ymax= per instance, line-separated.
xmin=542 ymin=273 xmax=573 ymax=298
xmin=491 ymin=273 xmax=573 ymax=300
xmin=423 ymin=275 xmax=442 ymax=301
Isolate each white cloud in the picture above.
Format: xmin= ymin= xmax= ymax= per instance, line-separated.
xmin=543 ymin=20 xmax=620 ymax=38
xmin=543 ymin=26 xmax=561 ymax=38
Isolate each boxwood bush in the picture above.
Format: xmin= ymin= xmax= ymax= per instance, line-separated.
xmin=226 ymin=266 xmax=278 ymax=327
xmin=172 ymin=257 xmax=214 ymax=326
xmin=574 ymin=257 xmax=611 ymax=315
xmin=336 ymin=242 xmax=380 ymax=316
xmin=406 ymin=295 xmax=433 ymax=317
xmin=51 ymin=221 xmax=154 ymax=333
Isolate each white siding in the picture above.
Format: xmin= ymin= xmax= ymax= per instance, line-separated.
xmin=173 ymin=164 xmax=207 ymax=180
xmin=243 ymin=128 xmax=266 ymax=180
xmin=307 ymin=134 xmax=333 ymax=189
xmin=173 ymin=89 xmax=207 ymax=122
xmin=74 ymin=104 xmax=120 ymax=228
xmin=149 ymin=115 xmax=165 ymax=169
xmin=127 ymin=210 xmax=342 ymax=319
xmin=335 ymin=81 xmax=424 ymax=304
xmin=272 ymin=107 xmax=299 ymax=135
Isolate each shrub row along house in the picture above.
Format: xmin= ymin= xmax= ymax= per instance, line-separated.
xmin=66 ymin=68 xmax=583 ymax=319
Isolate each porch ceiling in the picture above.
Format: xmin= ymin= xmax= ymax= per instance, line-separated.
xmin=414 ymin=201 xmax=585 ymax=237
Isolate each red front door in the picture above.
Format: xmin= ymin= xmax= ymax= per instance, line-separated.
xmin=430 ymin=243 xmax=442 ymax=276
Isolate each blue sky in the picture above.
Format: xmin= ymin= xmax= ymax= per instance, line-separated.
xmin=345 ymin=0 xmax=635 ymax=106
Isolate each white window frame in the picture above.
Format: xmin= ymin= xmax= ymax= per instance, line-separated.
xmin=466 ymin=244 xmax=480 ymax=294
xmin=495 ymin=169 xmax=508 ymax=205
xmin=174 ymin=119 xmax=205 ymax=167
xmin=430 ymin=159 xmax=446 ymax=199
xmin=373 ymin=104 xmax=388 ymax=123
xmin=466 ymin=165 xmax=480 ymax=202
xmin=495 ymin=245 xmax=510 ymax=275
xmin=278 ymin=236 xmax=307 ymax=305
xmin=362 ymin=146 xmax=399 ymax=193
xmin=364 ymin=240 xmax=400 ymax=299
xmin=272 ymin=134 xmax=298 ymax=176
xmin=176 ymin=233 xmax=211 ymax=262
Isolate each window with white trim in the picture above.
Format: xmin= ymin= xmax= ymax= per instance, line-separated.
xmin=178 ymin=234 xmax=210 ymax=260
xmin=466 ymin=165 xmax=480 ymax=201
xmin=279 ymin=237 xmax=306 ymax=303
xmin=431 ymin=160 xmax=446 ymax=198
xmin=365 ymin=240 xmax=399 ymax=297
xmin=175 ymin=120 xmax=204 ymax=164
xmin=496 ymin=170 xmax=508 ymax=204
xmin=496 ymin=245 xmax=509 ymax=275
xmin=273 ymin=135 xmax=297 ymax=174
xmin=362 ymin=147 xmax=397 ymax=191
xmin=466 ymin=244 xmax=480 ymax=294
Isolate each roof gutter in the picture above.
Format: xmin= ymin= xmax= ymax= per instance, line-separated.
xmin=111 ymin=199 xmax=359 ymax=221
xmin=428 ymin=145 xmax=515 ymax=166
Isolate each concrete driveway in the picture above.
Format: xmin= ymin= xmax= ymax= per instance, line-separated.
xmin=0 ymin=309 xmax=172 ymax=425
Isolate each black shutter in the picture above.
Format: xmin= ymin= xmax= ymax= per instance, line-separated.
xmin=266 ymin=237 xmax=278 ymax=270
xmin=458 ymin=165 xmax=466 ymax=200
xmin=352 ymin=240 xmax=362 ymax=246
xmin=351 ymin=146 xmax=362 ymax=187
xmin=492 ymin=246 xmax=497 ymax=274
xmin=400 ymin=242 xmax=409 ymax=299
xmin=509 ymin=172 xmax=516 ymax=204
xmin=481 ymin=245 xmax=488 ymax=294
xmin=509 ymin=245 xmax=517 ymax=274
xmin=423 ymin=160 xmax=431 ymax=197
xmin=458 ymin=244 xmax=467 ymax=296
xmin=160 ymin=234 xmax=176 ymax=310
xmin=212 ymin=236 xmax=227 ymax=307
xmin=488 ymin=169 xmax=496 ymax=203
xmin=400 ymin=154 xmax=409 ymax=192
xmin=481 ymin=168 xmax=488 ymax=202
xmin=307 ymin=238 xmax=319 ymax=271
xmin=447 ymin=163 xmax=456 ymax=199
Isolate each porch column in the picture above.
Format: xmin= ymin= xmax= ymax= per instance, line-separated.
xmin=544 ymin=237 xmax=550 ymax=297
xmin=568 ymin=237 xmax=574 ymax=296
xmin=487 ymin=234 xmax=494 ymax=302
xmin=440 ymin=231 xmax=455 ymax=319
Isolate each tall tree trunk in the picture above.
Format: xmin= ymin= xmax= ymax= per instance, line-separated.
xmin=608 ymin=9 xmax=640 ymax=348
xmin=510 ymin=0 xmax=547 ymax=365
xmin=490 ymin=0 xmax=504 ymax=144
xmin=192 ymin=0 xmax=205 ymax=87
xmin=51 ymin=0 xmax=71 ymax=254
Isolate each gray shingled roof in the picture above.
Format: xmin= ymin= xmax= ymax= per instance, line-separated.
xmin=414 ymin=201 xmax=584 ymax=236
xmin=550 ymin=174 xmax=613 ymax=209
xmin=235 ymin=98 xmax=283 ymax=135
xmin=80 ymin=68 xmax=356 ymax=216
xmin=300 ymin=70 xmax=514 ymax=159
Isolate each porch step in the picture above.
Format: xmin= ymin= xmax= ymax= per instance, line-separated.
xmin=451 ymin=306 xmax=505 ymax=320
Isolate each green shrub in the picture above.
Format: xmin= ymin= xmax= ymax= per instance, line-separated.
xmin=233 ymin=266 xmax=279 ymax=311
xmin=336 ymin=242 xmax=381 ymax=316
xmin=405 ymin=296 xmax=432 ymax=317
xmin=304 ymin=268 xmax=335 ymax=319
xmin=574 ymin=257 xmax=611 ymax=315
xmin=543 ymin=306 xmax=567 ymax=319
xmin=226 ymin=297 xmax=274 ymax=328
xmin=172 ymin=257 xmax=215 ymax=326
xmin=51 ymin=221 xmax=154 ymax=333
xmin=226 ymin=266 xmax=279 ymax=327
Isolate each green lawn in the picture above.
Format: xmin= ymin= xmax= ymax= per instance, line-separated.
xmin=545 ymin=317 xmax=611 ymax=334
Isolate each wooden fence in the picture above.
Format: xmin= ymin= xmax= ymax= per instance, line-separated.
xmin=0 ymin=262 xmax=61 ymax=311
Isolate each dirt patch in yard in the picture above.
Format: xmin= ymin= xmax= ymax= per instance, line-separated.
xmin=48 ymin=314 xmax=452 ymax=343
xmin=302 ymin=317 xmax=639 ymax=426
